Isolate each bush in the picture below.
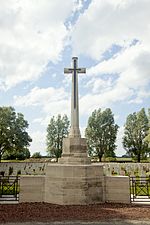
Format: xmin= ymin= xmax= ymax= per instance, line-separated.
xmin=32 ymin=152 xmax=42 ymax=158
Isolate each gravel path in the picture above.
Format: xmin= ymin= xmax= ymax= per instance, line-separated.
xmin=0 ymin=203 xmax=150 ymax=224
xmin=0 ymin=221 xmax=150 ymax=225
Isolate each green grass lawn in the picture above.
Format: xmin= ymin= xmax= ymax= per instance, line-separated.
xmin=1 ymin=157 xmax=150 ymax=163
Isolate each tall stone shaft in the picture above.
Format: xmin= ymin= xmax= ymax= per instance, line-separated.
xmin=60 ymin=56 xmax=90 ymax=165
xmin=64 ymin=57 xmax=86 ymax=137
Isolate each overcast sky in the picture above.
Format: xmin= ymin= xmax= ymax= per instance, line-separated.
xmin=0 ymin=0 xmax=150 ymax=156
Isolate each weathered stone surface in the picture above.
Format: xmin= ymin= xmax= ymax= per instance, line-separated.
xmin=59 ymin=137 xmax=91 ymax=165
xmin=104 ymin=176 xmax=130 ymax=204
xmin=19 ymin=175 xmax=45 ymax=203
xmin=45 ymin=164 xmax=104 ymax=205
xmin=19 ymin=165 xmax=131 ymax=204
xmin=64 ymin=57 xmax=86 ymax=138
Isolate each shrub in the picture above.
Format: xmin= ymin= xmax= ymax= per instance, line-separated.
xmin=32 ymin=152 xmax=42 ymax=158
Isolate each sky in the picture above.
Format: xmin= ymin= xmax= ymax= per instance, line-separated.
xmin=0 ymin=0 xmax=150 ymax=156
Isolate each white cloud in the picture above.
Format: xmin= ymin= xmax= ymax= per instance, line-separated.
xmin=44 ymin=99 xmax=70 ymax=116
xmin=71 ymin=0 xmax=150 ymax=107
xmin=72 ymin=0 xmax=150 ymax=60
xmin=14 ymin=86 xmax=70 ymax=125
xmin=0 ymin=0 xmax=73 ymax=90
xmin=29 ymin=130 xmax=46 ymax=156
xmin=87 ymin=44 xmax=141 ymax=76
xmin=85 ymin=77 xmax=113 ymax=94
xmin=73 ymin=0 xmax=86 ymax=12
xmin=80 ymin=85 xmax=133 ymax=116
xmin=85 ymin=43 xmax=150 ymax=106
xmin=115 ymin=126 xmax=125 ymax=156
xmin=14 ymin=86 xmax=67 ymax=106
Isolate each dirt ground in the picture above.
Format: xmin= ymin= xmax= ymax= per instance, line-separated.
xmin=0 ymin=221 xmax=150 ymax=225
xmin=0 ymin=203 xmax=150 ymax=224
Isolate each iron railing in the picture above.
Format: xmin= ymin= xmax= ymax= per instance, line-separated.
xmin=130 ymin=176 xmax=150 ymax=202
xmin=0 ymin=176 xmax=20 ymax=202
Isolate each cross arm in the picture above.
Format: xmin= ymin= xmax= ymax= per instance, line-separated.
xmin=64 ymin=68 xmax=73 ymax=74
xmin=77 ymin=68 xmax=86 ymax=73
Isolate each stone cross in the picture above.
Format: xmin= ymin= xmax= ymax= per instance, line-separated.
xmin=64 ymin=57 xmax=86 ymax=138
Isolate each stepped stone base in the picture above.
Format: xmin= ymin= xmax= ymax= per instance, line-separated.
xmin=45 ymin=164 xmax=104 ymax=205
xmin=58 ymin=137 xmax=91 ymax=165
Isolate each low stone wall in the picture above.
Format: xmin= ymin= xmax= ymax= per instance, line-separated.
xmin=0 ymin=162 xmax=149 ymax=177
xmin=19 ymin=175 xmax=45 ymax=202
xmin=0 ymin=162 xmax=48 ymax=176
xmin=104 ymin=176 xmax=130 ymax=203
xmin=102 ymin=163 xmax=150 ymax=176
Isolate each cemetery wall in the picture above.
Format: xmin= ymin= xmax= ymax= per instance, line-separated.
xmin=0 ymin=162 xmax=149 ymax=177
xmin=0 ymin=162 xmax=48 ymax=176
xmin=102 ymin=163 xmax=150 ymax=176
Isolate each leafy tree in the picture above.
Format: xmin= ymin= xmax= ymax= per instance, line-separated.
xmin=123 ymin=108 xmax=150 ymax=162
xmin=145 ymin=108 xmax=150 ymax=146
xmin=85 ymin=108 xmax=119 ymax=162
xmin=16 ymin=148 xmax=30 ymax=160
xmin=2 ymin=148 xmax=30 ymax=160
xmin=32 ymin=152 xmax=42 ymax=158
xmin=46 ymin=114 xmax=70 ymax=161
xmin=0 ymin=106 xmax=32 ymax=161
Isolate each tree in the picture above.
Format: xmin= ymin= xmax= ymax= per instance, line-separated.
xmin=2 ymin=148 xmax=30 ymax=160
xmin=32 ymin=152 xmax=42 ymax=158
xmin=0 ymin=106 xmax=32 ymax=161
xmin=46 ymin=114 xmax=70 ymax=161
xmin=85 ymin=108 xmax=119 ymax=162
xmin=123 ymin=108 xmax=150 ymax=162
xmin=16 ymin=148 xmax=30 ymax=160
xmin=145 ymin=108 xmax=150 ymax=147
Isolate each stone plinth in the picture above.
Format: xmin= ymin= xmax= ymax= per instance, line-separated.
xmin=45 ymin=164 xmax=104 ymax=205
xmin=58 ymin=137 xmax=91 ymax=164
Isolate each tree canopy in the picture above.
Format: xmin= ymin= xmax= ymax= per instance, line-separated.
xmin=85 ymin=108 xmax=119 ymax=162
xmin=123 ymin=108 xmax=150 ymax=162
xmin=0 ymin=106 xmax=32 ymax=161
xmin=46 ymin=114 xmax=70 ymax=161
xmin=32 ymin=152 xmax=42 ymax=158
xmin=144 ymin=108 xmax=150 ymax=145
xmin=2 ymin=148 xmax=30 ymax=160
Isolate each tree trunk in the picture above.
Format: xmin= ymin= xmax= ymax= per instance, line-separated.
xmin=0 ymin=150 xmax=1 ymax=162
xmin=56 ymin=157 xmax=58 ymax=162
xmin=98 ymin=155 xmax=102 ymax=162
xmin=137 ymin=153 xmax=141 ymax=162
